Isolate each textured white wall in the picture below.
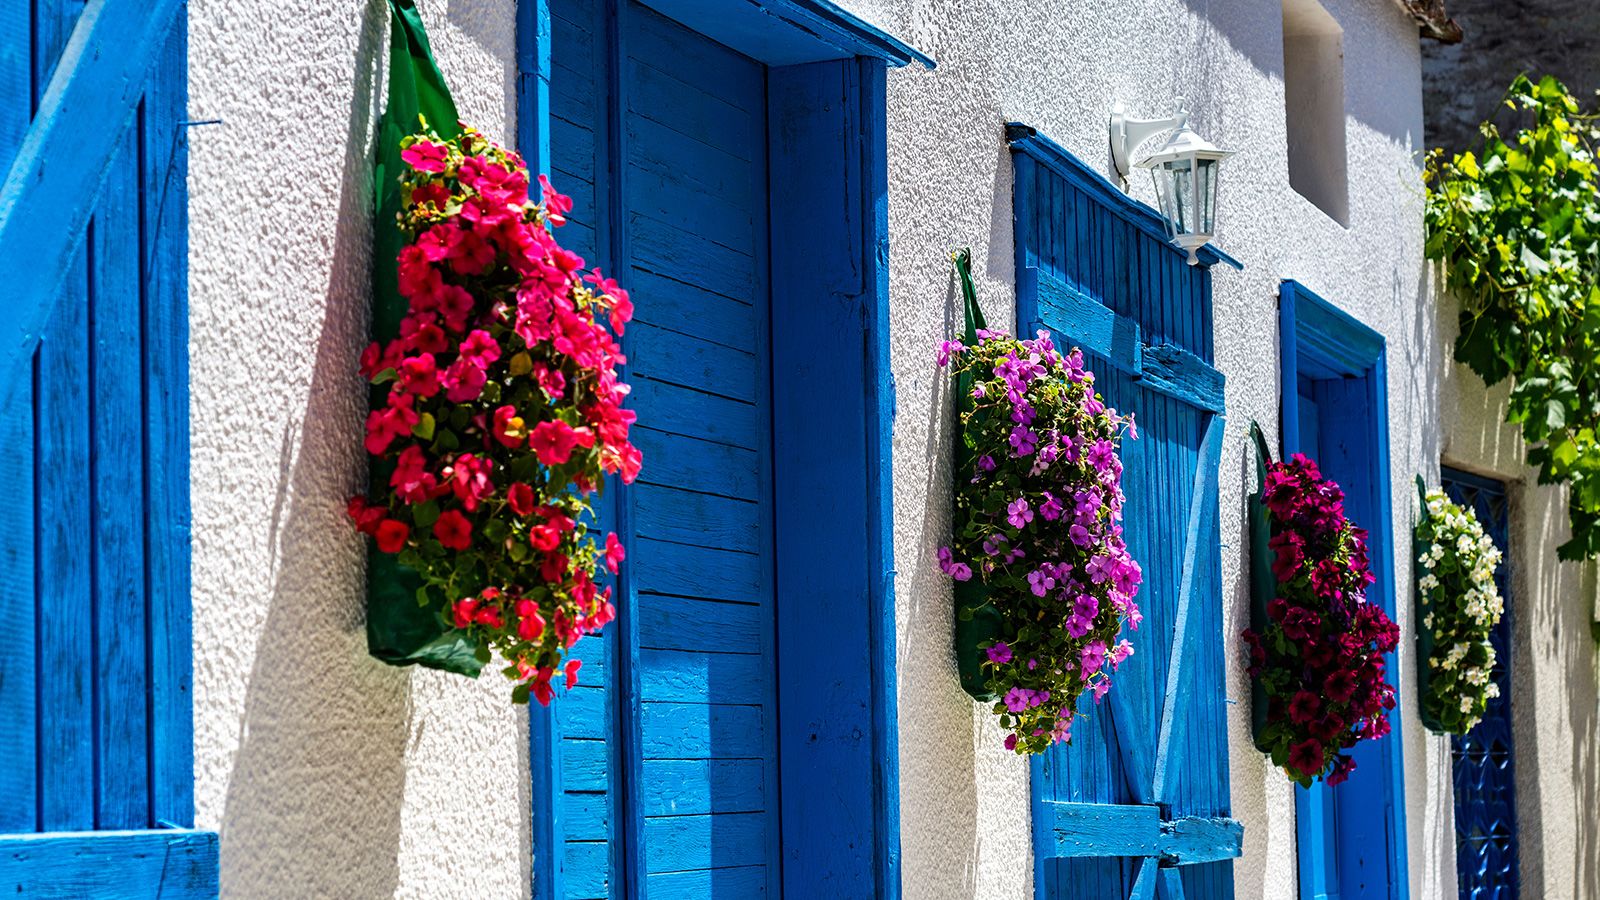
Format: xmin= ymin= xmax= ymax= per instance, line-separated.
xmin=185 ymin=0 xmax=527 ymax=896
xmin=828 ymin=0 xmax=1450 ymax=897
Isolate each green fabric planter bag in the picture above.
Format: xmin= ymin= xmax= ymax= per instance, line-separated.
xmin=363 ymin=0 xmax=482 ymax=676
xmin=950 ymin=249 xmax=1004 ymax=701
xmin=1247 ymin=421 xmax=1276 ymax=750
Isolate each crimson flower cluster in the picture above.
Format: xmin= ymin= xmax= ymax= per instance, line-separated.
xmin=349 ymin=124 xmax=640 ymax=704
xmin=1243 ymin=454 xmax=1399 ymax=785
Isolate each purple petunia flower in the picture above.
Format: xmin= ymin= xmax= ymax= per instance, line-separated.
xmin=1080 ymin=640 xmax=1108 ymax=680
xmin=1069 ymin=523 xmax=1093 ymax=548
xmin=1085 ymin=553 xmax=1114 ymax=584
xmin=1009 ymin=425 xmax=1038 ymax=456
xmin=936 ymin=339 xmax=964 ymax=367
xmin=1004 ymin=687 xmax=1030 ymax=713
xmin=1109 ymin=639 xmax=1134 ymax=671
xmin=1039 ymin=492 xmax=1064 ymax=522
xmin=1006 ymin=497 xmax=1033 ymax=529
xmin=986 ymin=641 xmax=1013 ymax=665
xmin=1027 ymin=567 xmax=1058 ymax=597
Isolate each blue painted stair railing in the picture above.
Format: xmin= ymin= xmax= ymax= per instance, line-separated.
xmin=1009 ymin=125 xmax=1242 ymax=900
xmin=0 ymin=2 xmax=215 ymax=896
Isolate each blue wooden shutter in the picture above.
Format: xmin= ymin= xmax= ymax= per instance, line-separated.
xmin=0 ymin=2 xmax=214 ymax=895
xmin=1008 ymin=126 xmax=1241 ymax=900
xmin=1440 ymin=467 xmax=1519 ymax=899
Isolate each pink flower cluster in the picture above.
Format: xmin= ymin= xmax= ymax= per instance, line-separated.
xmin=938 ymin=329 xmax=1141 ymax=755
xmin=1242 ymin=454 xmax=1399 ymax=785
xmin=349 ymin=124 xmax=640 ymax=705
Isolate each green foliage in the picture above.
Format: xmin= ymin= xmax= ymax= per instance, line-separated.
xmin=1425 ymin=75 xmax=1600 ymax=559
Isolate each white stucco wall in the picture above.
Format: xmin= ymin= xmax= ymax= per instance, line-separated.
xmin=186 ymin=1 xmax=527 ymax=896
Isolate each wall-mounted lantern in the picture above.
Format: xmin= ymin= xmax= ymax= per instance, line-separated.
xmin=1109 ymin=99 xmax=1234 ymax=265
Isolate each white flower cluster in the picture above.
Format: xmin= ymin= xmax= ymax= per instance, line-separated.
xmin=1417 ymin=488 xmax=1505 ymax=734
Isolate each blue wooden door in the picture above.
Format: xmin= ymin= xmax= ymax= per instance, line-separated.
xmin=0 ymin=0 xmax=213 ymax=895
xmin=1009 ymin=127 xmax=1241 ymax=900
xmin=1441 ymin=468 xmax=1519 ymax=900
xmin=547 ymin=1 xmax=778 ymax=895
xmin=1280 ymin=280 xmax=1407 ymax=900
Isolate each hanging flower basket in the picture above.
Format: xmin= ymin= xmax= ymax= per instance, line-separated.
xmin=940 ymin=251 xmax=1142 ymax=756
xmin=1413 ymin=477 xmax=1504 ymax=734
xmin=352 ymin=0 xmax=638 ymax=704
xmin=1243 ymin=424 xmax=1398 ymax=785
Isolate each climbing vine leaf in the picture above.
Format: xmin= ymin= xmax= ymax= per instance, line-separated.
xmin=1425 ymin=75 xmax=1600 ymax=559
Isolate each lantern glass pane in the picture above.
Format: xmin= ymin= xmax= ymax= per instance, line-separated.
xmin=1167 ymin=157 xmax=1194 ymax=236
xmin=1149 ymin=167 xmax=1177 ymax=240
xmin=1197 ymin=157 xmax=1218 ymax=234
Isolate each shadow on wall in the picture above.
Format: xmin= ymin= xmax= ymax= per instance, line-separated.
xmin=1436 ymin=280 xmax=1600 ymax=900
xmin=219 ymin=0 xmax=411 ymax=894
xmin=1175 ymin=0 xmax=1419 ymax=146
xmin=898 ymin=267 xmax=982 ymax=896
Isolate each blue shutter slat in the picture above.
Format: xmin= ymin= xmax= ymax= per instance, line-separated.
xmin=143 ymin=19 xmax=194 ymax=826
xmin=1153 ymin=415 xmax=1224 ymax=804
xmin=0 ymin=8 xmax=36 ymax=814
xmin=90 ymin=124 xmax=151 ymax=830
xmin=36 ymin=251 xmax=94 ymax=832
xmin=1038 ymin=801 xmax=1163 ymax=857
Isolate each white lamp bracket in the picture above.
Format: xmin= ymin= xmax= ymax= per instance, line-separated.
xmin=1109 ymin=99 xmax=1189 ymax=186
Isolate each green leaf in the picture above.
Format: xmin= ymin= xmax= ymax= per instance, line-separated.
xmin=412 ymin=500 xmax=441 ymax=528
xmin=413 ymin=412 xmax=436 ymax=440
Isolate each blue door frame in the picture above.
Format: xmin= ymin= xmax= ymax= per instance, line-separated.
xmin=517 ymin=2 xmax=928 ymax=897
xmin=1279 ymin=280 xmax=1408 ymax=900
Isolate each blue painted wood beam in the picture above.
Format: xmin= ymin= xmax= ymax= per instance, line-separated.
xmin=1037 ymin=801 xmax=1243 ymax=866
xmin=1029 ymin=270 xmax=1226 ymax=413
xmin=0 ymin=0 xmax=185 ymax=387
xmin=0 ymin=829 xmax=219 ymax=897
xmin=635 ymin=0 xmax=933 ymax=68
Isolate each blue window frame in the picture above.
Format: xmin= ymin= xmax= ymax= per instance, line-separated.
xmin=1009 ymin=124 xmax=1242 ymax=900
xmin=0 ymin=2 xmax=214 ymax=896
xmin=1279 ymin=280 xmax=1408 ymax=900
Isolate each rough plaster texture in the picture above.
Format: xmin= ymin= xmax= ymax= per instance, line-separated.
xmin=186 ymin=0 xmax=527 ymax=896
xmin=827 ymin=0 xmax=1449 ymax=896
xmin=1436 ymin=292 xmax=1600 ymax=900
